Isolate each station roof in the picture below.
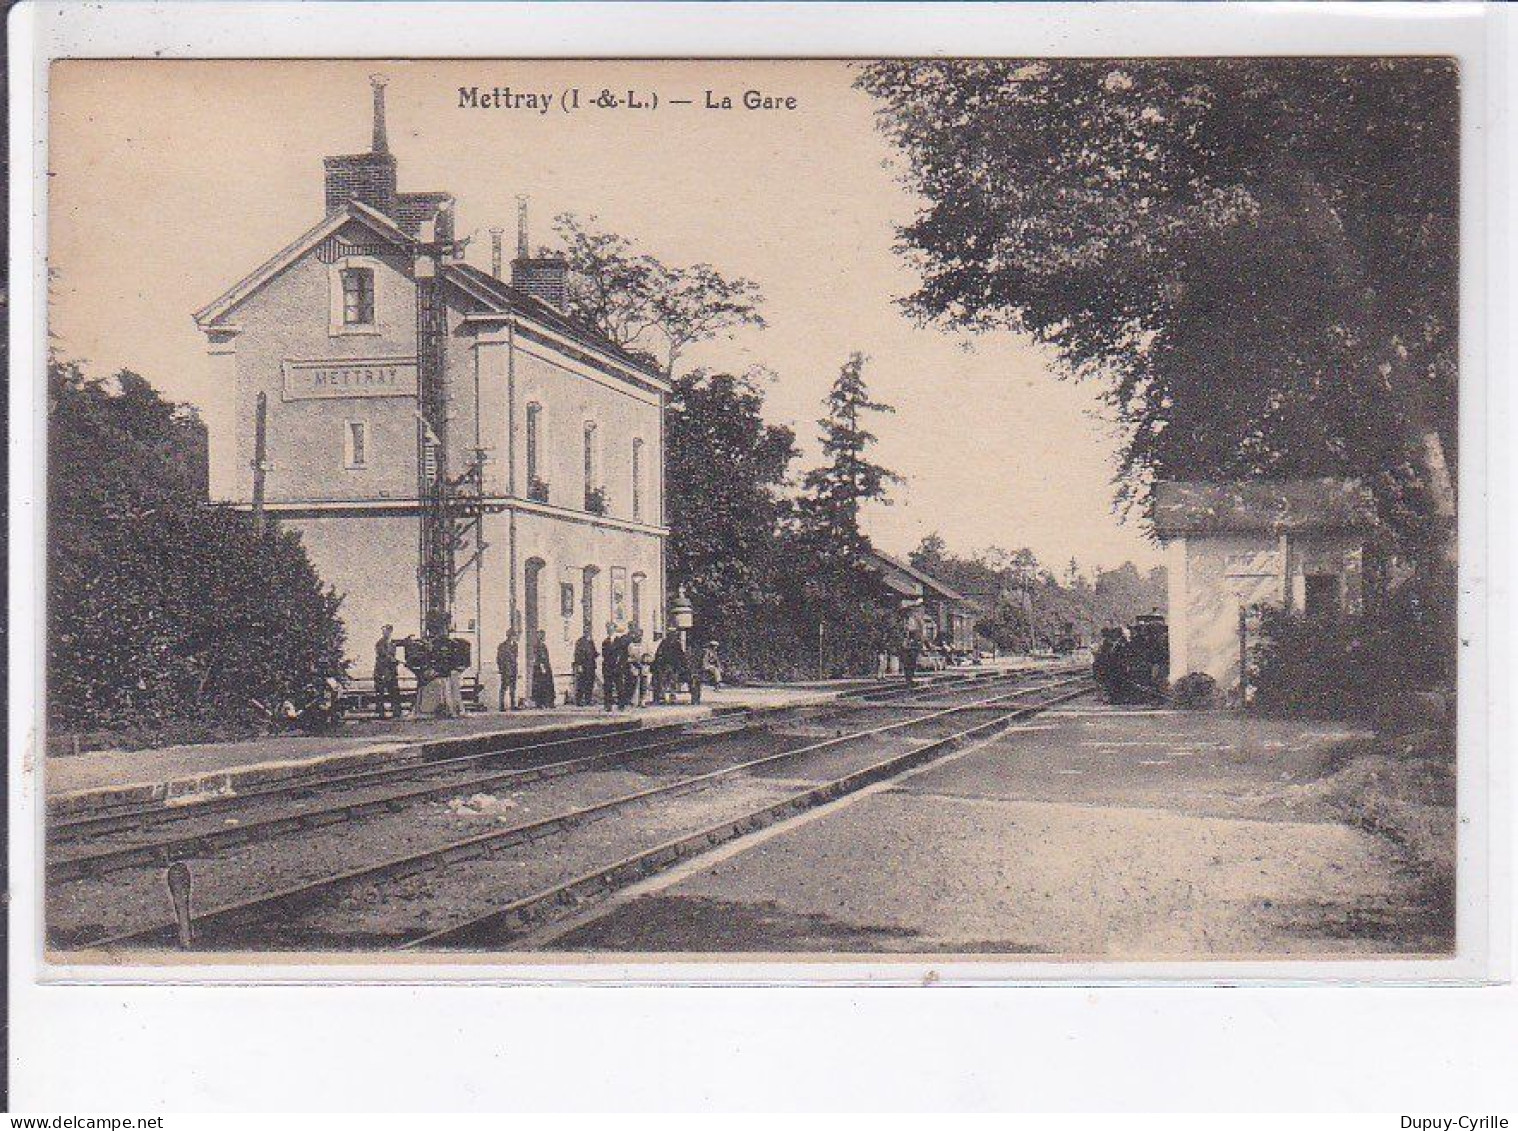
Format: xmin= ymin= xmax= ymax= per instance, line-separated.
xmin=192 ymin=200 xmax=666 ymax=389
xmin=1152 ymin=479 xmax=1377 ymax=538
xmin=866 ymin=550 xmax=966 ymax=603
xmin=446 ymin=262 xmax=667 ymax=385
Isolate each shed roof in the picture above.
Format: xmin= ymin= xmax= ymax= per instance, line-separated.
xmin=1152 ymin=479 xmax=1376 ymax=538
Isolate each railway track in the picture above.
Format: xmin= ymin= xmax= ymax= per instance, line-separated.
xmin=47 ymin=665 xmax=1024 ymax=871
xmin=49 ymin=664 xmax=1000 ymax=849
xmin=51 ymin=667 xmax=1088 ymax=952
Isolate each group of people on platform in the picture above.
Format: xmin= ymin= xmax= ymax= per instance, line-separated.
xmin=481 ymin=625 xmax=721 ymax=715
xmin=880 ymin=627 xmax=983 ymax=689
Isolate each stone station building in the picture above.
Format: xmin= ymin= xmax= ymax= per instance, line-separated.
xmin=194 ymin=79 xmax=668 ymax=701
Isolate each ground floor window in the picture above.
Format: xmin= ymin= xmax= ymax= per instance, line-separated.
xmin=581 ymin=566 xmax=600 ymax=638
xmin=1304 ymin=573 xmax=1343 ymax=619
xmin=343 ymin=420 xmax=369 ymax=469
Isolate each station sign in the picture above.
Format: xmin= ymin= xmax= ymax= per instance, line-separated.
xmin=282 ymin=356 xmax=418 ymax=401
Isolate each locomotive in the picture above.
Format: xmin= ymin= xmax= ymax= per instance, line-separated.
xmin=1092 ymin=612 xmax=1170 ymax=704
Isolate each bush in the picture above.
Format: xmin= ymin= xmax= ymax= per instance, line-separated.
xmin=1251 ymin=577 xmax=1455 ymax=719
xmin=1170 ymin=672 xmax=1219 ymax=709
xmin=47 ymin=357 xmax=348 ymax=744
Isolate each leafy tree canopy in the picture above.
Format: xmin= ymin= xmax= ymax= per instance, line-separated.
xmin=550 ymin=212 xmax=767 ymax=377
xmin=666 ymin=368 xmax=798 ymax=623
xmin=858 ymin=59 xmax=1457 ymax=560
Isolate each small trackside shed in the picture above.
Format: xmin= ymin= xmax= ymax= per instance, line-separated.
xmin=1153 ymin=479 xmax=1377 ymax=694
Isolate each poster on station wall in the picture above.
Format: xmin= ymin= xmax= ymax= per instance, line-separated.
xmin=609 ymin=567 xmax=628 ymax=627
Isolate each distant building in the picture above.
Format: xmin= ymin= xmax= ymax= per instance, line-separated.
xmin=865 ymin=550 xmax=979 ymax=650
xmin=194 ymin=79 xmax=668 ymax=698
xmin=1153 ymin=479 xmax=1376 ymax=692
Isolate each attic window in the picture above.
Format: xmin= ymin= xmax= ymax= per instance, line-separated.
xmin=341 ymin=268 xmax=375 ymax=326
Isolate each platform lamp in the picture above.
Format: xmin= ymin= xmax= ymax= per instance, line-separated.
xmin=670 ymin=586 xmax=695 ymax=653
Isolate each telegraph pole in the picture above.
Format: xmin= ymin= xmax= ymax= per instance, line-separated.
xmin=251 ymin=391 xmax=269 ymax=536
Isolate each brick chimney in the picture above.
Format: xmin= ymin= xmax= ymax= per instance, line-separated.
xmin=323 ymin=75 xmax=398 ymax=217
xmin=508 ymin=195 xmax=568 ymax=309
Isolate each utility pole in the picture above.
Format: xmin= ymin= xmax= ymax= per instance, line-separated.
xmin=413 ymin=202 xmax=489 ymax=649
xmin=414 ymin=204 xmax=458 ymax=640
xmin=251 ymin=391 xmax=268 ymax=536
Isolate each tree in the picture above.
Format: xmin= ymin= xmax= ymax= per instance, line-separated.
xmin=666 ymin=368 xmax=798 ymax=626
xmin=550 ymin=213 xmax=766 ymax=377
xmin=48 ymin=357 xmax=347 ymax=742
xmin=908 ymin=531 xmax=948 ymax=574
xmin=784 ymin=354 xmax=905 ymax=674
xmin=857 ymin=59 xmax=1457 ymax=568
xmin=798 ymin=352 xmax=902 ymax=558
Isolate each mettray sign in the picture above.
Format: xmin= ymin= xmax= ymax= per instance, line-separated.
xmin=282 ymin=356 xmax=419 ymax=400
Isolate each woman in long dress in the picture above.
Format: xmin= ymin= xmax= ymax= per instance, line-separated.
xmin=530 ymin=629 xmax=556 ymax=708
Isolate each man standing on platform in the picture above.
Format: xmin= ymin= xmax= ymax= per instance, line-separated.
xmin=496 ymin=630 xmax=519 ymax=711
xmin=601 ymin=623 xmax=626 ymax=711
xmin=650 ymin=630 xmax=677 ymax=704
xmin=573 ymin=628 xmax=599 ymax=706
xmin=619 ymin=626 xmax=643 ymax=708
xmin=899 ymin=626 xmax=922 ymax=689
xmin=374 ymin=624 xmax=404 ymax=719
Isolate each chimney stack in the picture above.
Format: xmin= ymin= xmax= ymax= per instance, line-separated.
xmin=509 ymin=197 xmax=568 ymax=309
xmin=323 ymin=77 xmax=398 ymax=216
xmin=370 ymin=74 xmax=389 ymax=154
xmin=490 ymin=228 xmax=505 ymax=280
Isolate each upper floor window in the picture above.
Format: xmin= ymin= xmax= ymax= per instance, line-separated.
xmin=525 ymin=402 xmax=544 ymax=499
xmin=631 ymin=438 xmax=645 ymax=521
xmin=583 ymin=422 xmax=603 ymax=512
xmin=341 ymin=268 xmax=375 ymax=326
xmin=1304 ymin=574 xmax=1343 ymax=620
xmin=329 ymin=256 xmax=382 ymax=336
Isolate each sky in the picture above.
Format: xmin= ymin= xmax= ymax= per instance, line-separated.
xmin=48 ymin=58 xmax=1160 ymax=573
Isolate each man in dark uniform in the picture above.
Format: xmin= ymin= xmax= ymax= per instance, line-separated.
xmin=374 ymin=624 xmax=404 ymax=719
xmin=652 ymin=630 xmax=686 ymax=704
xmin=572 ymin=629 xmax=599 ymax=706
xmin=899 ymin=626 xmax=922 ymax=689
xmin=496 ymin=630 xmax=519 ymax=711
xmin=601 ymin=623 xmax=626 ymax=711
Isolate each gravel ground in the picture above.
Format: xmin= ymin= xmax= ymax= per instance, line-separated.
xmin=556 ymin=706 xmax=1446 ymax=957
xmin=247 ymin=777 xmax=803 ymax=949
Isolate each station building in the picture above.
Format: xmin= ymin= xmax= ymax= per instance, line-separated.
xmin=195 ymin=79 xmax=668 ymax=698
xmin=865 ymin=550 xmax=980 ymax=651
xmin=1153 ymin=478 xmax=1376 ymax=693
